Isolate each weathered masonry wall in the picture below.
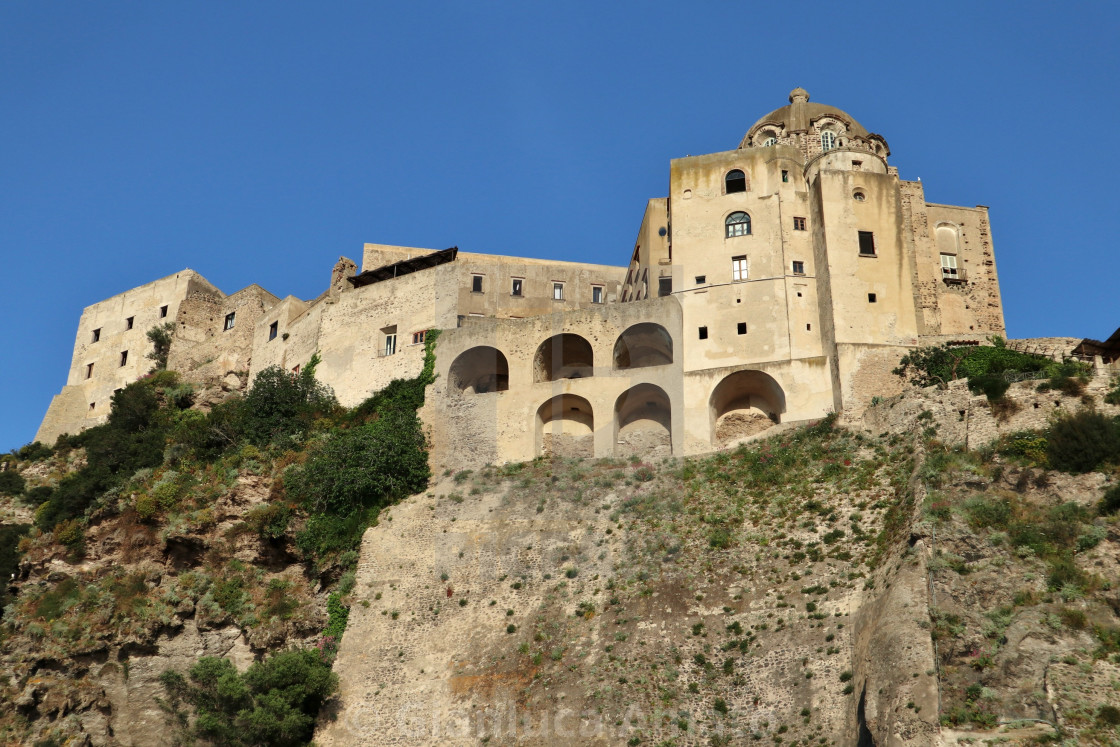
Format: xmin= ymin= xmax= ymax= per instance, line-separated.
xmin=36 ymin=270 xmax=221 ymax=444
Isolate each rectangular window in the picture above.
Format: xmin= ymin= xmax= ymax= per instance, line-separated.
xmin=940 ymin=253 xmax=959 ymax=279
xmin=223 ymin=312 xmax=236 ymax=330
xmin=471 ymin=275 xmax=484 ymax=293
xmin=292 ymin=364 xmax=300 ymax=374
xmin=126 ymin=316 xmax=134 ymax=330
xmin=384 ymin=333 xmax=397 ymax=356
xmin=781 ymin=170 xmax=789 ymax=183
xmin=695 ymin=275 xmax=706 ymax=285
xmin=160 ymin=305 xmax=168 ymax=318
xmin=592 ymin=285 xmax=603 ymax=304
xmin=268 ymin=321 xmax=278 ymax=341
xmin=731 ymin=256 xmax=748 ymax=282
xmin=868 ymin=293 xmax=877 ymax=303
xmin=806 ymin=323 xmax=812 ymax=331
xmin=92 ymin=328 xmax=101 ymax=343
xmin=85 ymin=363 xmax=94 ymax=379
xmin=858 ymin=231 xmax=876 ymax=256
xmin=737 ymin=322 xmax=747 ymax=335
xmin=698 ymin=326 xmax=708 ymax=340
xmin=119 ymin=351 xmax=128 ymax=366
xmin=793 ymin=216 xmax=806 ymax=231
xmin=552 ymin=282 xmax=564 ymax=301
xmin=658 ymin=277 xmax=672 ymax=297
xmin=792 ymin=261 xmax=805 ymax=275
xmin=412 ymin=330 xmax=427 ymax=345
xmin=511 ymin=278 xmax=523 ymax=296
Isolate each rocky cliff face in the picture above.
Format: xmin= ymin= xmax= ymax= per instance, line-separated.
xmin=4 ymin=373 xmax=1119 ymax=746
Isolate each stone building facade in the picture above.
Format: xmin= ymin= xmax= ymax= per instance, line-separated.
xmin=37 ymin=89 xmax=1006 ymax=469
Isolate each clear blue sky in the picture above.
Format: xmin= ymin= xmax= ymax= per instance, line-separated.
xmin=2 ymin=2 xmax=1118 ymax=450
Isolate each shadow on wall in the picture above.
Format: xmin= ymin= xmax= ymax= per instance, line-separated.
xmin=536 ymin=394 xmax=594 ymax=458
xmin=449 ymin=346 xmax=509 ymax=394
xmin=709 ymin=370 xmax=785 ymax=446
xmin=614 ymin=383 xmax=671 ymax=459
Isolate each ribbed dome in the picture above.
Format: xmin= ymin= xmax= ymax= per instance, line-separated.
xmin=743 ymin=88 xmax=871 ymax=144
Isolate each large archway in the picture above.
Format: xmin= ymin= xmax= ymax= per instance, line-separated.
xmin=709 ymin=370 xmax=785 ymax=446
xmin=613 ymin=323 xmax=673 ymax=370
xmin=536 ymin=394 xmax=594 ymax=458
xmin=614 ymin=384 xmax=671 ymax=459
xmin=448 ymin=346 xmax=509 ymax=394
xmin=533 ymin=334 xmax=594 ymax=382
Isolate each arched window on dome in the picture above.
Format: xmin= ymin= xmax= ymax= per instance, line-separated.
xmin=725 ymin=169 xmax=746 ymax=194
xmin=725 ymin=211 xmax=751 ymax=238
xmin=762 ymin=136 xmax=776 ymax=147
xmin=821 ymin=131 xmax=837 ymax=152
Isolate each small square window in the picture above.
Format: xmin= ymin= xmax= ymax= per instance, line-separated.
xmin=695 ymin=275 xmax=706 ymax=285
xmin=797 ymin=291 xmax=803 ymax=298
xmin=511 ymin=278 xmax=523 ymax=296
xmin=471 ymin=275 xmax=484 ymax=293
xmin=89 ymin=402 xmax=95 ymax=411
xmin=552 ymin=283 xmax=564 ymax=301
xmin=806 ymin=323 xmax=812 ymax=331
xmin=858 ymin=231 xmax=876 ymax=256
xmin=658 ymin=277 xmax=672 ymax=297
xmin=698 ymin=326 xmax=708 ymax=340
xmin=793 ymin=216 xmax=806 ymax=231
xmin=412 ymin=330 xmax=427 ymax=345
xmin=592 ymin=285 xmax=604 ymax=304
xmin=119 ymin=351 xmax=128 ymax=366
xmin=160 ymin=305 xmax=168 ymax=318
xmin=792 ymin=261 xmax=805 ymax=275
xmin=868 ymin=293 xmax=877 ymax=303
xmin=126 ymin=316 xmax=134 ymax=330
xmin=224 ymin=312 xmax=236 ymax=331
xmin=781 ymin=170 xmax=789 ymax=183
xmin=91 ymin=328 xmax=101 ymax=343
xmin=85 ymin=363 xmax=94 ymax=379
xmin=268 ymin=321 xmax=278 ymax=341
xmin=737 ymin=322 xmax=747 ymax=335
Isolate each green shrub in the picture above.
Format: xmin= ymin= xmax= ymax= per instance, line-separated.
xmin=146 ymin=322 xmax=175 ymax=371
xmin=0 ymin=524 xmax=30 ymax=607
xmin=1046 ymin=410 xmax=1120 ymax=473
xmin=245 ymin=502 xmax=293 ymax=539
xmin=1099 ymin=484 xmax=1120 ymax=516
xmin=962 ymin=494 xmax=1013 ymax=529
xmin=0 ymin=469 xmax=26 ymax=497
xmin=237 ymin=356 xmax=338 ymax=447
xmin=161 ymin=649 xmax=337 ymax=747
xmin=323 ymin=592 xmax=349 ymax=640
xmin=13 ymin=441 xmax=53 ymax=461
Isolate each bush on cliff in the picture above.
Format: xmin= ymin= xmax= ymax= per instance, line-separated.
xmin=1046 ymin=409 xmax=1120 ymax=474
xmin=160 ymin=648 xmax=337 ymax=747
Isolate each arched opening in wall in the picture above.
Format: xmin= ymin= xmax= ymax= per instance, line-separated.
xmin=709 ymin=370 xmax=785 ymax=447
xmin=537 ymin=394 xmax=594 ymax=459
xmin=614 ymin=384 xmax=671 ymax=459
xmin=448 ymin=346 xmax=509 ymax=394
xmin=533 ymin=334 xmax=594 ymax=382
xmin=613 ymin=323 xmax=673 ymax=370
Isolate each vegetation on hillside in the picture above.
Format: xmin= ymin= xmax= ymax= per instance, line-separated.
xmin=0 ymin=332 xmax=440 ymax=746
xmin=893 ymin=337 xmax=1090 ymax=401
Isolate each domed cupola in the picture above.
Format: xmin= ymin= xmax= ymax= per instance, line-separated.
xmin=739 ymin=88 xmax=890 ymax=162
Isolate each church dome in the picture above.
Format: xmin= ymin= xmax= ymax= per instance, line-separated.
xmin=739 ymin=88 xmax=888 ymax=157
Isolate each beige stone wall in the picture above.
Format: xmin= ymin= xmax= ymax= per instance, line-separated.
xmin=900 ymin=181 xmax=1004 ymax=337
xmin=168 ymin=284 xmax=280 ymax=389
xmin=36 ymin=270 xmax=221 ymax=443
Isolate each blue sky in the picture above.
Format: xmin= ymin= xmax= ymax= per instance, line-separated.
xmin=2 ymin=2 xmax=1118 ymax=450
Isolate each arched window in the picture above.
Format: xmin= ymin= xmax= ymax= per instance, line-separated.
xmin=725 ymin=212 xmax=751 ymax=238
xmin=762 ymin=137 xmax=776 ymax=147
xmin=725 ymin=169 xmax=746 ymax=194
xmin=821 ymin=131 xmax=836 ymax=152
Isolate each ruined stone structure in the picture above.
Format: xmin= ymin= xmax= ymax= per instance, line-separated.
xmin=37 ymin=89 xmax=1005 ymax=466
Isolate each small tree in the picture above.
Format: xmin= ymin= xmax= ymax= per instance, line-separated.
xmin=146 ymin=322 xmax=175 ymax=370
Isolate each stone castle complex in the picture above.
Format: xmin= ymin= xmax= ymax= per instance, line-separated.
xmin=37 ymin=89 xmax=1004 ymax=468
